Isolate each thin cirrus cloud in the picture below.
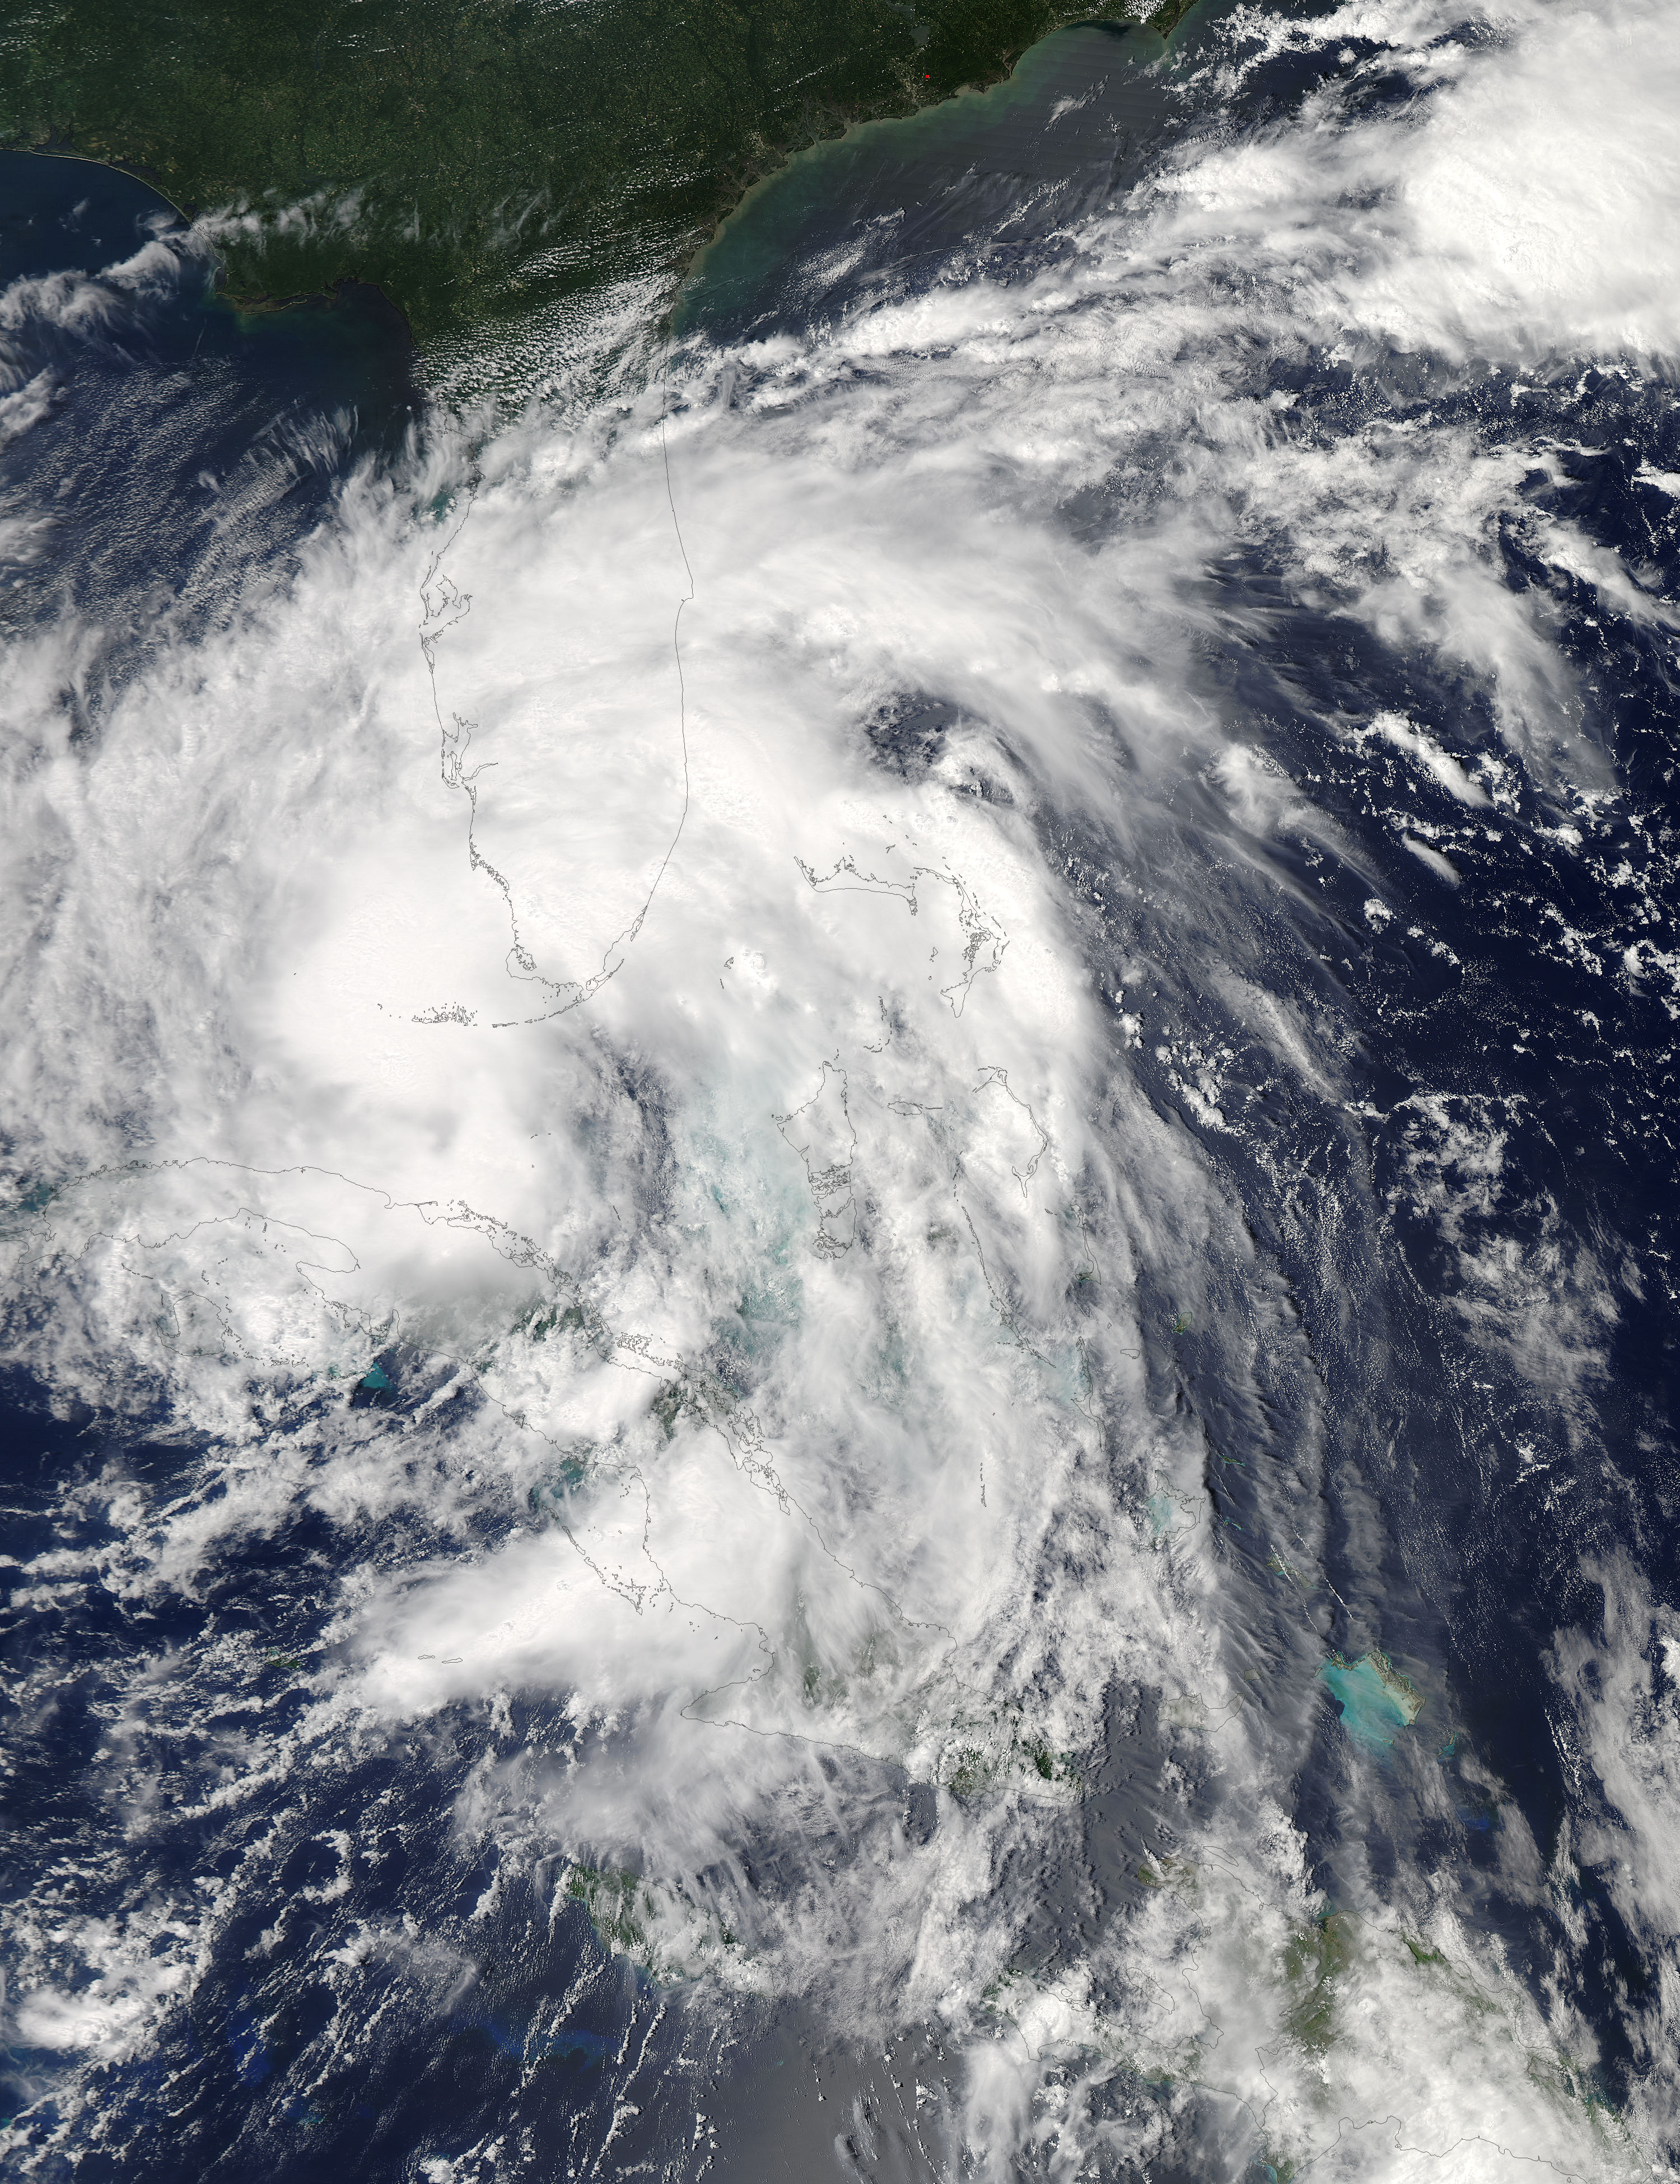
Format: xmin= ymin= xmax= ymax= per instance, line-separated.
xmin=1 ymin=0 xmax=1675 ymax=2170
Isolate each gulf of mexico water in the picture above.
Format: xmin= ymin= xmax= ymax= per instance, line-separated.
xmin=0 ymin=153 xmax=416 ymax=676
xmin=4 ymin=4 xmax=1680 ymax=2179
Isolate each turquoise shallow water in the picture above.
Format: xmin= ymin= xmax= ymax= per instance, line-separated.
xmin=7 ymin=5 xmax=1680 ymax=2176
xmin=1319 ymin=1655 xmax=1425 ymax=1755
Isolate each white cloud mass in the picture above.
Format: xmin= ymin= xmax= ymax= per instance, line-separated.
xmin=3 ymin=0 xmax=1678 ymax=2174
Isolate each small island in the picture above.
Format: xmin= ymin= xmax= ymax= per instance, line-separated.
xmin=1319 ymin=1650 xmax=1425 ymax=1754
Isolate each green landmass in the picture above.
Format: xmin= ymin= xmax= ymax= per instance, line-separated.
xmin=0 ymin=0 xmax=1186 ymax=358
xmin=1284 ymin=1909 xmax=1352 ymax=2053
xmin=566 ymin=1863 xmax=652 ymax=1955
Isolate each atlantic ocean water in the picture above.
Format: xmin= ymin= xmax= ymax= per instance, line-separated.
xmin=4 ymin=4 xmax=1680 ymax=2180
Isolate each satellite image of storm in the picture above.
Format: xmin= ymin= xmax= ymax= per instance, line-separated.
xmin=1 ymin=0 xmax=1678 ymax=2176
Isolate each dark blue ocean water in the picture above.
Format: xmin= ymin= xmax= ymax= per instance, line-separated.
xmin=0 ymin=152 xmax=416 ymax=711
xmin=5 ymin=13 xmax=1680 ymax=2177
xmin=682 ymin=29 xmax=1680 ymax=2122
xmin=0 ymin=146 xmax=909 ymax=2184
